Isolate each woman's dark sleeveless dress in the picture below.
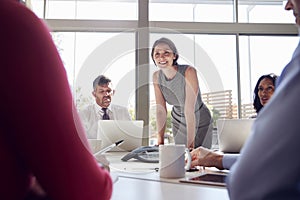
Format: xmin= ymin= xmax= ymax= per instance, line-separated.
xmin=158 ymin=65 xmax=213 ymax=148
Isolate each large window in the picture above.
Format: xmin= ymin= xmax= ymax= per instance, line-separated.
xmin=239 ymin=36 xmax=298 ymax=105
xmin=149 ymin=1 xmax=234 ymax=22
xmin=28 ymin=0 xmax=298 ymax=145
xmin=238 ymin=0 xmax=293 ymax=23
xmin=149 ymin=0 xmax=292 ymax=23
xmin=51 ymin=32 xmax=136 ymax=115
xmin=31 ymin=0 xmax=138 ymax=20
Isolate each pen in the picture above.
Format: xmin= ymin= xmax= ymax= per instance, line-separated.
xmin=93 ymin=140 xmax=124 ymax=156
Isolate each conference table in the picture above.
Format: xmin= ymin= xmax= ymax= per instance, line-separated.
xmin=103 ymin=152 xmax=230 ymax=200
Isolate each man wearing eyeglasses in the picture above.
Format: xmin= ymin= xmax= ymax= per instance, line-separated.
xmin=79 ymin=75 xmax=131 ymax=139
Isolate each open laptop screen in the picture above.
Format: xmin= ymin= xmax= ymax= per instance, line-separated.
xmin=217 ymin=119 xmax=254 ymax=153
xmin=97 ymin=120 xmax=144 ymax=152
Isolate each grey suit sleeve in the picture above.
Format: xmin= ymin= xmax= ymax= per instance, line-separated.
xmin=226 ymin=53 xmax=300 ymax=200
xmin=222 ymin=154 xmax=239 ymax=170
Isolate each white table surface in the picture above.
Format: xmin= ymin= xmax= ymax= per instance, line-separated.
xmin=111 ymin=176 xmax=229 ymax=200
xmin=104 ymin=152 xmax=230 ymax=200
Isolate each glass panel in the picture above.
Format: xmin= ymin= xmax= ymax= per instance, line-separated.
xmin=238 ymin=0 xmax=294 ymax=23
xmin=51 ymin=32 xmax=76 ymax=85
xmin=44 ymin=0 xmax=137 ymax=20
xmin=29 ymin=0 xmax=45 ymax=18
xmin=46 ymin=0 xmax=77 ymax=19
xmin=149 ymin=1 xmax=234 ymax=22
xmin=50 ymin=32 xmax=136 ymax=116
xmin=194 ymin=35 xmax=238 ymax=124
xmin=149 ymin=33 xmax=237 ymax=145
xmin=239 ymin=36 xmax=298 ymax=117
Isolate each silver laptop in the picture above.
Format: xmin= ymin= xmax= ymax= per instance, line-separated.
xmin=97 ymin=120 xmax=144 ymax=152
xmin=216 ymin=119 xmax=255 ymax=153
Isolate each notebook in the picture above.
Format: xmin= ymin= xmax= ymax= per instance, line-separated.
xmin=97 ymin=120 xmax=144 ymax=152
xmin=216 ymin=119 xmax=255 ymax=153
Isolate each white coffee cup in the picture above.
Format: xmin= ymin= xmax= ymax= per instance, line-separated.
xmin=88 ymin=139 xmax=102 ymax=154
xmin=159 ymin=144 xmax=191 ymax=178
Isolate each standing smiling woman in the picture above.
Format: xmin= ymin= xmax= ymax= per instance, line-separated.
xmin=152 ymin=37 xmax=213 ymax=149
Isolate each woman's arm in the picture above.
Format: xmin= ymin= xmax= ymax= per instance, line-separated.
xmin=153 ymin=71 xmax=167 ymax=145
xmin=184 ymin=67 xmax=199 ymax=148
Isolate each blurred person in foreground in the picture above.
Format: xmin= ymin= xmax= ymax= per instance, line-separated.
xmin=191 ymin=1 xmax=300 ymax=199
xmin=0 ymin=0 xmax=112 ymax=199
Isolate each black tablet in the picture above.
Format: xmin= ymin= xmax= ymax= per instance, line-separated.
xmin=179 ymin=173 xmax=227 ymax=187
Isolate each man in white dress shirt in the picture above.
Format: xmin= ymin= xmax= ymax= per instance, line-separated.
xmin=79 ymin=75 xmax=131 ymax=139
